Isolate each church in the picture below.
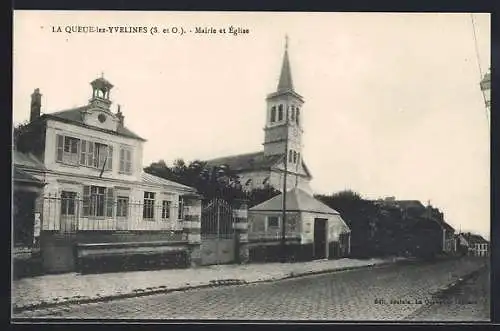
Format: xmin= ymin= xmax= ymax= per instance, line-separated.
xmin=205 ymin=39 xmax=314 ymax=194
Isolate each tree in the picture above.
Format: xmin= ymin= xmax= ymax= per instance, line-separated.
xmin=13 ymin=121 xmax=30 ymax=148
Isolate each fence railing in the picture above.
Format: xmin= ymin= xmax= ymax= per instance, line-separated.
xmin=41 ymin=195 xmax=187 ymax=232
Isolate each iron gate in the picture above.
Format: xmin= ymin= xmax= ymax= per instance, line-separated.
xmin=200 ymin=197 xmax=236 ymax=265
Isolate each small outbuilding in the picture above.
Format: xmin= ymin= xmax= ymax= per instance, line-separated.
xmin=248 ymin=187 xmax=351 ymax=262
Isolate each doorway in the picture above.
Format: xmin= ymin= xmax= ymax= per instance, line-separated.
xmin=314 ymin=218 xmax=327 ymax=259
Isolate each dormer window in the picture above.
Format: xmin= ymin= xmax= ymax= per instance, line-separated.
xmin=278 ymin=105 xmax=284 ymax=121
xmin=271 ymin=106 xmax=276 ymax=123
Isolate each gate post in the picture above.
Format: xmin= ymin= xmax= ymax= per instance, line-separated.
xmin=182 ymin=195 xmax=203 ymax=267
xmin=233 ymin=199 xmax=249 ymax=264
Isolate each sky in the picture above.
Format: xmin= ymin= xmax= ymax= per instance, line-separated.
xmin=13 ymin=11 xmax=491 ymax=239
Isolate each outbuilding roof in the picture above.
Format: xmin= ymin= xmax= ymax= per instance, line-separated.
xmin=250 ymin=187 xmax=340 ymax=215
xmin=141 ymin=171 xmax=197 ymax=192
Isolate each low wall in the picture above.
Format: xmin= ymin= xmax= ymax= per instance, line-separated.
xmin=40 ymin=231 xmax=189 ymax=274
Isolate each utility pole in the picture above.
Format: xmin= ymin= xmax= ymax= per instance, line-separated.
xmin=281 ymin=104 xmax=289 ymax=262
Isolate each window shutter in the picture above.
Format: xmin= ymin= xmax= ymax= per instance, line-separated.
xmin=82 ymin=185 xmax=90 ymax=216
xmin=106 ymin=187 xmax=114 ymax=217
xmin=119 ymin=148 xmax=125 ymax=172
xmin=87 ymin=141 xmax=94 ymax=166
xmin=126 ymin=150 xmax=132 ymax=174
xmin=106 ymin=145 xmax=113 ymax=170
xmin=80 ymin=140 xmax=87 ymax=165
xmin=56 ymin=135 xmax=64 ymax=162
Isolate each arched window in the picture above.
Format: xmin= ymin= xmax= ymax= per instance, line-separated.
xmin=296 ymin=107 xmax=300 ymax=125
xmin=288 ymin=150 xmax=293 ymax=163
xmin=291 ymin=106 xmax=295 ymax=121
xmin=293 ymin=151 xmax=297 ymax=163
xmin=278 ymin=105 xmax=284 ymax=121
xmin=271 ymin=106 xmax=276 ymax=123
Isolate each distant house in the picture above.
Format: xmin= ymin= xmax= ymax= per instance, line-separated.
xmin=374 ymin=198 xmax=456 ymax=255
xmin=248 ymin=187 xmax=351 ymax=262
xmin=14 ymin=78 xmax=203 ymax=274
xmin=457 ymin=232 xmax=489 ymax=257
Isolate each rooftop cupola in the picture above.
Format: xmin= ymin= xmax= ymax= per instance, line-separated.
xmin=89 ymin=73 xmax=113 ymax=111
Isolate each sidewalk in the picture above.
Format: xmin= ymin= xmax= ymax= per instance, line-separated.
xmin=12 ymin=257 xmax=403 ymax=311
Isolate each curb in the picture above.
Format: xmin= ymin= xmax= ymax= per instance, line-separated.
xmin=402 ymin=263 xmax=488 ymax=321
xmin=12 ymin=258 xmax=412 ymax=314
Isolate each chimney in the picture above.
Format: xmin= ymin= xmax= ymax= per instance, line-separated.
xmin=116 ymin=104 xmax=124 ymax=127
xmin=30 ymin=88 xmax=42 ymax=122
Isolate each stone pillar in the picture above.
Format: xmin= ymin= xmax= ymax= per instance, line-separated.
xmin=182 ymin=196 xmax=202 ymax=267
xmin=233 ymin=199 xmax=249 ymax=264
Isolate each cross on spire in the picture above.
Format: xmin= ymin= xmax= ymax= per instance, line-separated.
xmin=285 ymin=34 xmax=289 ymax=50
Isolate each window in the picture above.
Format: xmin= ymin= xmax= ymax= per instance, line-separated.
xmin=57 ymin=135 xmax=80 ymax=165
xmin=278 ymin=105 xmax=283 ymax=121
xmin=268 ymin=216 xmax=279 ymax=228
xmin=120 ymin=147 xmax=133 ymax=174
xmin=289 ymin=150 xmax=293 ymax=163
xmin=271 ymin=106 xmax=276 ymax=123
xmin=178 ymin=196 xmax=184 ymax=220
xmin=83 ymin=185 xmax=114 ymax=217
xmin=297 ymin=152 xmax=300 ymax=164
xmin=296 ymin=107 xmax=300 ymax=125
xmin=143 ymin=191 xmax=155 ymax=220
xmin=79 ymin=140 xmax=113 ymax=170
xmin=162 ymin=200 xmax=171 ymax=219
xmin=293 ymin=151 xmax=297 ymax=163
xmin=116 ymin=196 xmax=129 ymax=217
xmin=60 ymin=191 xmax=77 ymax=215
xmin=291 ymin=106 xmax=295 ymax=121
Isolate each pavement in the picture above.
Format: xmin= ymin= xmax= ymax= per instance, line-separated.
xmin=13 ymin=256 xmax=488 ymax=320
xmin=405 ymin=263 xmax=490 ymax=321
xmin=12 ymin=256 xmax=401 ymax=312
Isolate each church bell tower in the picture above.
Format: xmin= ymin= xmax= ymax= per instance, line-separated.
xmin=263 ymin=36 xmax=305 ymax=168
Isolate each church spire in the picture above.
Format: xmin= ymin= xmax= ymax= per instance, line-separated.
xmin=277 ymin=35 xmax=294 ymax=92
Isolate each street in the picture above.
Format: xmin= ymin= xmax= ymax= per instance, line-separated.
xmin=406 ymin=263 xmax=490 ymax=321
xmin=14 ymin=257 xmax=488 ymax=321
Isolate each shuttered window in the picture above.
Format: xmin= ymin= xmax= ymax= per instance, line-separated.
xmin=119 ymin=147 xmax=133 ymax=174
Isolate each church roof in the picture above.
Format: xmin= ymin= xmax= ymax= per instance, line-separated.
xmin=42 ymin=106 xmax=145 ymax=141
xmin=205 ymin=151 xmax=312 ymax=178
xmin=205 ymin=151 xmax=283 ymax=173
xmin=250 ymin=187 xmax=340 ymax=215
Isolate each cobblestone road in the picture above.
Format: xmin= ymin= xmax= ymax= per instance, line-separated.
xmin=406 ymin=264 xmax=490 ymax=322
xmin=15 ymin=257 xmax=487 ymax=321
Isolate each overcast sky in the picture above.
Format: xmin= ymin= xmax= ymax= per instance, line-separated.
xmin=13 ymin=11 xmax=490 ymax=238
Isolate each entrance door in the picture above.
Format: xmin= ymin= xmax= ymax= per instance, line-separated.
xmin=314 ymin=218 xmax=327 ymax=259
xmin=60 ymin=191 xmax=77 ymax=233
